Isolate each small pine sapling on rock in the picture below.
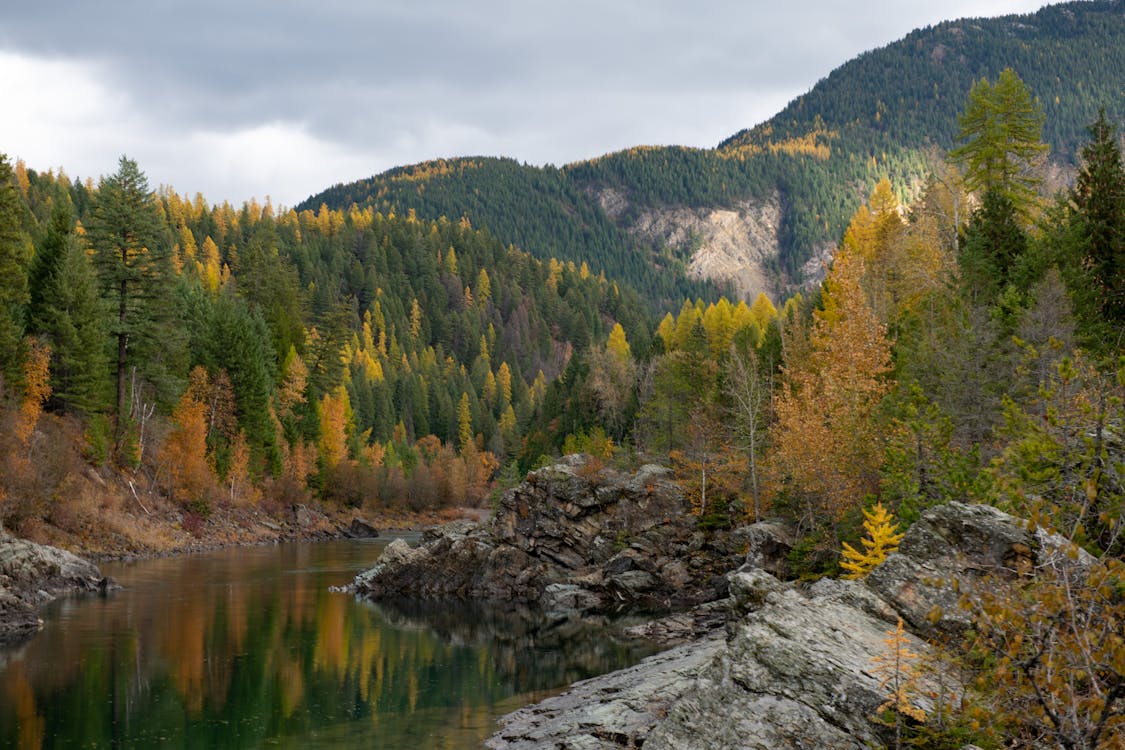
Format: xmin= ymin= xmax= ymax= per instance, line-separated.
xmin=841 ymin=501 xmax=904 ymax=578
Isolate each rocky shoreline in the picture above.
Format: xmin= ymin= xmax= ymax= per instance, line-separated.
xmin=349 ymin=456 xmax=1089 ymax=749
xmin=0 ymin=532 xmax=111 ymax=641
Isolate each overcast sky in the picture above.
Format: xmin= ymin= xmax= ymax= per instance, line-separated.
xmin=0 ymin=1 xmax=1048 ymax=207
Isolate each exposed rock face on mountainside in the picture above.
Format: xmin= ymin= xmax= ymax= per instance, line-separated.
xmin=488 ymin=501 xmax=1088 ymax=750
xmin=350 ymin=456 xmax=746 ymax=616
xmin=0 ymin=533 xmax=107 ymax=640
xmin=592 ymin=187 xmax=786 ymax=302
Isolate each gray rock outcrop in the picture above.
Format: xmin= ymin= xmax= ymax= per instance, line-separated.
xmin=351 ymin=456 xmax=745 ymax=615
xmin=488 ymin=501 xmax=1087 ymax=750
xmin=0 ymin=533 xmax=107 ymax=640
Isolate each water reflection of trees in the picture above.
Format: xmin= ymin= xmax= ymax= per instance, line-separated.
xmin=367 ymin=597 xmax=656 ymax=693
xmin=0 ymin=545 xmax=652 ymax=749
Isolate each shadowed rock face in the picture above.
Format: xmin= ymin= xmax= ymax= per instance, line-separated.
xmin=487 ymin=501 xmax=1091 ymax=750
xmin=0 ymin=533 xmax=106 ymax=640
xmin=350 ymin=456 xmax=746 ymax=616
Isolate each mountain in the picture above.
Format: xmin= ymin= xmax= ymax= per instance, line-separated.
xmin=301 ymin=0 xmax=1125 ymax=302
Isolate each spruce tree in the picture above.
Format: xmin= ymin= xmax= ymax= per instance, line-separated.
xmin=958 ymin=189 xmax=1029 ymax=305
xmin=31 ymin=231 xmax=110 ymax=414
xmin=87 ymin=156 xmax=180 ymax=439
xmin=1072 ymin=109 xmax=1125 ymax=329
xmin=0 ymin=154 xmax=31 ymax=386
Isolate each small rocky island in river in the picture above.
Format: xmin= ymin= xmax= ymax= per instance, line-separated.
xmin=348 ymin=455 xmax=1095 ymax=750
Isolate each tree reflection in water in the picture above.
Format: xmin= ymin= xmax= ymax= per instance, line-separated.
xmin=0 ymin=540 xmax=655 ymax=749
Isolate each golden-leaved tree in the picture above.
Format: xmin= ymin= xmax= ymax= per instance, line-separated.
xmin=160 ymin=367 xmax=216 ymax=508
xmin=765 ymin=243 xmax=893 ymax=539
xmin=840 ymin=501 xmax=904 ymax=579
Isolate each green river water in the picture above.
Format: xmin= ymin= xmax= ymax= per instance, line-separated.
xmin=0 ymin=538 xmax=655 ymax=748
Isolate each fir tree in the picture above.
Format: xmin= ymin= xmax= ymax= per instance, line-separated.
xmin=0 ymin=154 xmax=31 ymax=385
xmin=1072 ymin=109 xmax=1125 ymax=330
xmin=87 ymin=156 xmax=180 ymax=439
xmin=30 ymin=231 xmax=111 ymax=414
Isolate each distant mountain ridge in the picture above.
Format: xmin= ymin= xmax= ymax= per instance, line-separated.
xmin=302 ymin=0 xmax=1125 ymax=304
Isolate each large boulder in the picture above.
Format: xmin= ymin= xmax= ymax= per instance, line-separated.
xmin=866 ymin=501 xmax=1094 ymax=637
xmin=0 ymin=533 xmax=107 ymax=640
xmin=350 ymin=456 xmax=745 ymax=614
xmin=733 ymin=520 xmax=795 ymax=580
xmin=486 ymin=501 xmax=1088 ymax=750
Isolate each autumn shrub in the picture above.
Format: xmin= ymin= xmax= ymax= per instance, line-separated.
xmin=181 ymin=511 xmax=206 ymax=538
xmin=258 ymin=476 xmax=307 ymax=515
xmin=323 ymin=460 xmax=380 ymax=509
xmin=404 ymin=464 xmax=442 ymax=511
xmin=47 ymin=473 xmax=101 ymax=536
xmin=376 ymin=466 xmax=407 ymax=509
xmin=931 ymin=555 xmax=1125 ymax=749
xmin=0 ymin=409 xmax=89 ymax=530
xmin=575 ymin=454 xmax=606 ymax=486
xmin=562 ymin=427 xmax=615 ymax=460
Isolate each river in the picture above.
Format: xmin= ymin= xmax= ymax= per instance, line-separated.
xmin=0 ymin=537 xmax=656 ymax=748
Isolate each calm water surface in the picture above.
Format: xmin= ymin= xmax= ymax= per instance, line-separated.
xmin=0 ymin=538 xmax=655 ymax=749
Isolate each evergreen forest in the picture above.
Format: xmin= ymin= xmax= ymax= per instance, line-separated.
xmin=306 ymin=1 xmax=1125 ymax=287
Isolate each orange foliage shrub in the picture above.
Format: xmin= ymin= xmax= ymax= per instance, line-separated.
xmin=159 ymin=378 xmax=217 ymax=509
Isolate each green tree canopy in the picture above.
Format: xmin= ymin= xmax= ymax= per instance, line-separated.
xmin=87 ymin=156 xmax=180 ymax=438
xmin=1072 ymin=109 xmax=1125 ymax=328
xmin=0 ymin=154 xmax=31 ymax=385
xmin=950 ymin=68 xmax=1049 ymax=211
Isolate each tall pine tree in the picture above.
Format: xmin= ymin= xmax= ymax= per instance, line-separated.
xmin=30 ymin=228 xmax=110 ymax=414
xmin=951 ymin=68 xmax=1048 ymax=213
xmin=1072 ymin=109 xmax=1125 ymax=331
xmin=87 ymin=157 xmax=180 ymax=441
xmin=0 ymin=154 xmax=31 ymax=386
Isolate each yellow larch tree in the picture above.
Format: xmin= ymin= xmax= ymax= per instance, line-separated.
xmin=606 ymin=322 xmax=631 ymax=359
xmin=318 ymin=386 xmax=352 ymax=471
xmin=840 ymin=501 xmax=904 ymax=578
xmin=476 ymin=267 xmax=491 ymax=304
xmin=749 ymin=292 xmax=778 ymax=329
xmin=200 ymin=236 xmax=223 ymax=293
xmin=765 ymin=244 xmax=894 ymax=535
xmin=872 ymin=617 xmax=926 ymax=750
xmin=14 ymin=338 xmax=51 ymax=447
xmin=161 ymin=370 xmax=216 ymax=507
xmin=496 ymin=361 xmax=513 ymax=406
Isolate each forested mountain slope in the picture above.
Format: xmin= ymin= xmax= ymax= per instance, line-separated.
xmin=303 ymin=0 xmax=1125 ymax=298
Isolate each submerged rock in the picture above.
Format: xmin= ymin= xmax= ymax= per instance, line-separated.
xmin=350 ymin=456 xmax=745 ymax=614
xmin=0 ymin=533 xmax=108 ymax=640
xmin=340 ymin=518 xmax=379 ymax=538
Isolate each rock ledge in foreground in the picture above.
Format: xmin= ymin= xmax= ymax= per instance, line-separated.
xmin=488 ymin=501 xmax=1089 ymax=750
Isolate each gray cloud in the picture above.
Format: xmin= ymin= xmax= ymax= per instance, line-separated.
xmin=0 ymin=0 xmax=1045 ymax=204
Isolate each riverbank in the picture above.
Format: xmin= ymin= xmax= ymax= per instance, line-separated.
xmin=8 ymin=473 xmax=480 ymax=562
xmin=0 ymin=473 xmax=482 ymax=638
